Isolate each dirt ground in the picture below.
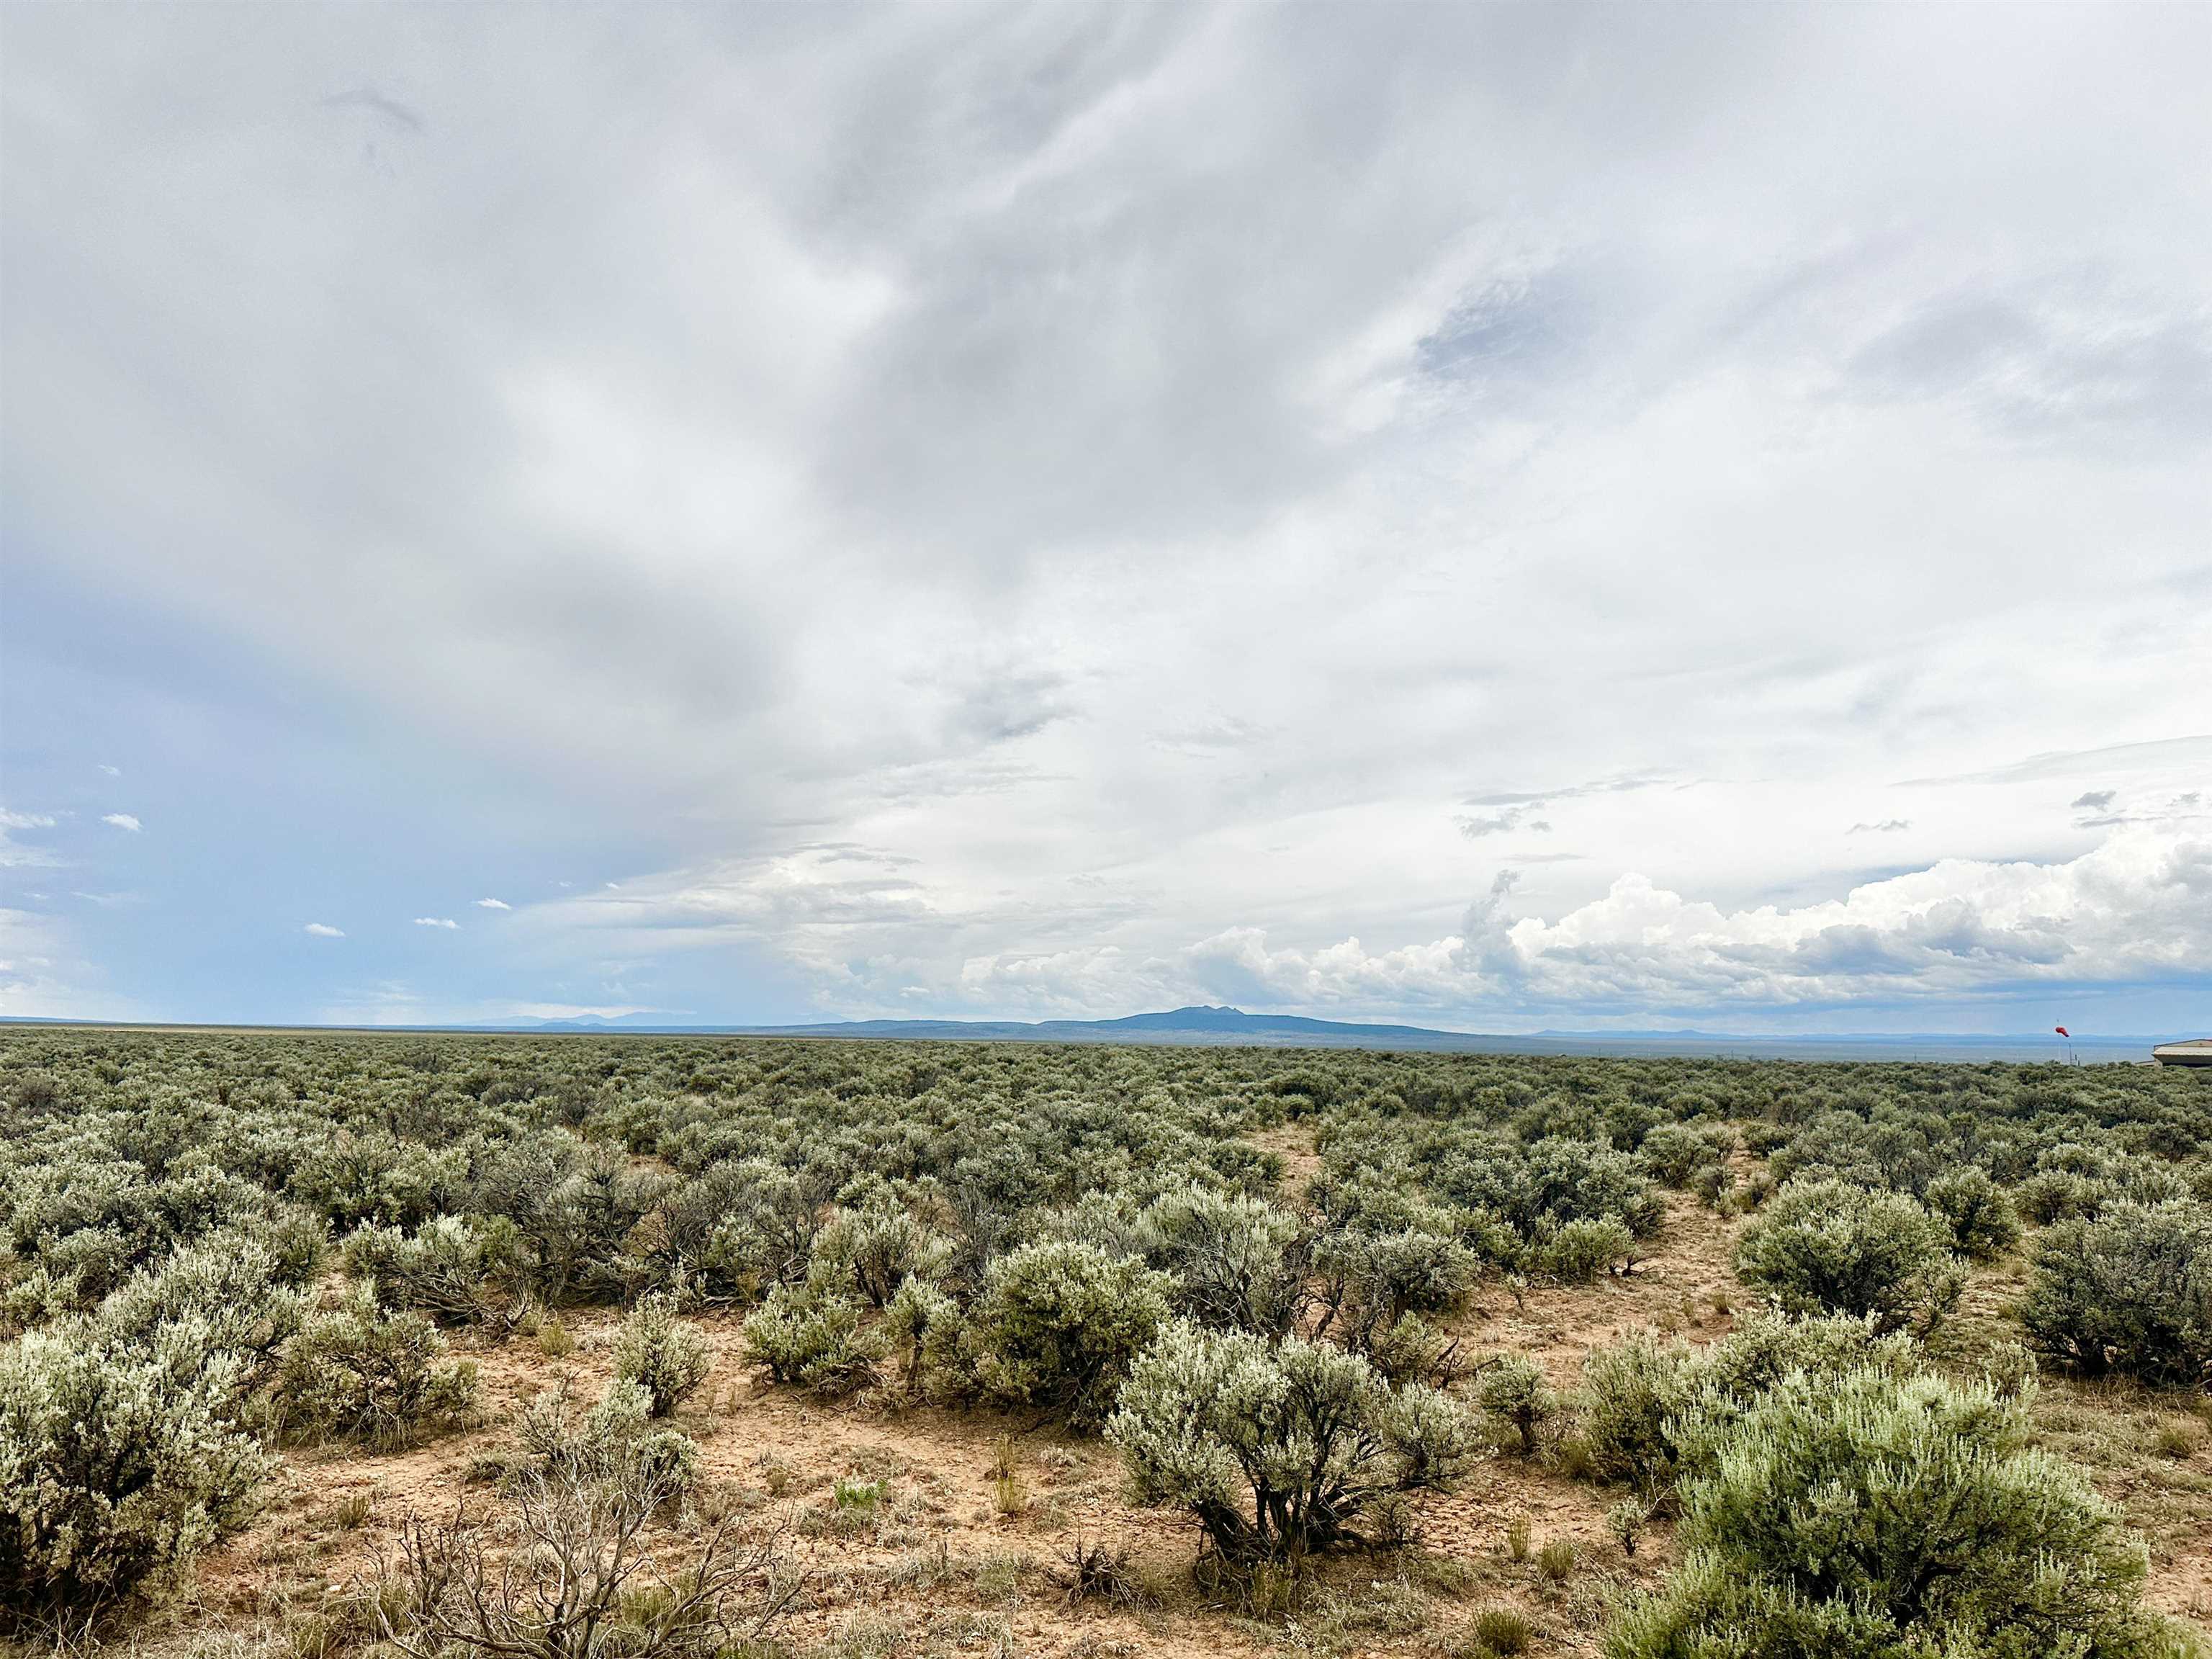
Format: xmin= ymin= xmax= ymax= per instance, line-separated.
xmin=157 ymin=1136 xmax=2212 ymax=1658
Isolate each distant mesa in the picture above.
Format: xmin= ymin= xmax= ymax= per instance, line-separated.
xmin=4 ymin=1006 xmax=2191 ymax=1065
xmin=500 ymin=1006 xmax=2180 ymax=1064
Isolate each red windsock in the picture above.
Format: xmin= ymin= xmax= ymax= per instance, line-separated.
xmin=2055 ymin=1026 xmax=2070 ymax=1038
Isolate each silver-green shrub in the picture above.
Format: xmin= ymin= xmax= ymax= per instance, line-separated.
xmin=1923 ymin=1166 xmax=2022 ymax=1262
xmin=0 ymin=1320 xmax=273 ymax=1629
xmin=517 ymin=1377 xmax=699 ymax=1492
xmin=2021 ymin=1200 xmax=2212 ymax=1386
xmin=1732 ymin=1178 xmax=1961 ymax=1332
xmin=611 ymin=1292 xmax=714 ymax=1417
xmin=274 ymin=1285 xmax=477 ymax=1449
xmin=1109 ymin=1321 xmax=1479 ymax=1563
xmin=742 ymin=1282 xmax=886 ymax=1395
xmin=1607 ymin=1368 xmax=2180 ymax=1659
xmin=1138 ymin=1185 xmax=1310 ymax=1338
xmin=963 ymin=1241 xmax=1172 ymax=1430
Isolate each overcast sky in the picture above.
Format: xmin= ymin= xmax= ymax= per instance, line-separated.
xmin=4 ymin=4 xmax=2208 ymax=1034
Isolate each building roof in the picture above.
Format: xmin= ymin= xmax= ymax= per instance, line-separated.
xmin=2153 ymin=1040 xmax=2212 ymax=1067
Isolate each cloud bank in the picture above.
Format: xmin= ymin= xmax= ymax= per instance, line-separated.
xmin=2 ymin=7 xmax=2207 ymax=1030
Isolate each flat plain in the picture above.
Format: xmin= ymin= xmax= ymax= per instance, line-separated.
xmin=5 ymin=1029 xmax=2211 ymax=1658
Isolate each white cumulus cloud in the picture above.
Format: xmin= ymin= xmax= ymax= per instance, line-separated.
xmin=413 ymin=916 xmax=459 ymax=930
xmin=101 ymin=813 xmax=142 ymax=832
xmin=1172 ymin=827 xmax=2212 ymax=1018
xmin=473 ymin=897 xmax=510 ymax=909
xmin=303 ymin=922 xmax=344 ymax=938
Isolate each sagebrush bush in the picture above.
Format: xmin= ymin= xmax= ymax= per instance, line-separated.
xmin=1533 ymin=1216 xmax=1636 ymax=1283
xmin=742 ymin=1282 xmax=886 ymax=1395
xmin=2021 ymin=1200 xmax=2212 ymax=1386
xmin=1607 ymin=1367 xmax=2180 ymax=1658
xmin=517 ymin=1377 xmax=699 ymax=1491
xmin=1578 ymin=1313 xmax=1916 ymax=1499
xmin=809 ymin=1192 xmax=953 ymax=1309
xmin=93 ymin=1227 xmax=307 ymax=1377
xmin=0 ymin=1319 xmax=273 ymax=1630
xmin=1436 ymin=1134 xmax=1664 ymax=1250
xmin=882 ymin=1274 xmax=964 ymax=1399
xmin=2015 ymin=1146 xmax=2189 ymax=1227
xmin=372 ymin=1461 xmax=792 ymax=1657
xmin=611 ymin=1292 xmax=714 ymax=1416
xmin=1310 ymin=1217 xmax=1478 ymax=1353
xmin=1732 ymin=1178 xmax=1961 ymax=1332
xmin=1635 ymin=1123 xmax=1732 ymax=1190
xmin=964 ymin=1241 xmax=1172 ymax=1429
xmin=1361 ymin=1310 xmax=1463 ymax=1388
xmin=1923 ymin=1166 xmax=2021 ymax=1262
xmin=0 ymin=1148 xmax=280 ymax=1325
xmin=274 ymin=1286 xmax=477 ymax=1448
xmin=1110 ymin=1321 xmax=1479 ymax=1563
xmin=1578 ymin=1335 xmax=1692 ymax=1496
xmin=1139 ymin=1185 xmax=1310 ymax=1338
xmin=1477 ymin=1355 xmax=1557 ymax=1457
xmin=342 ymin=1214 xmax=530 ymax=1330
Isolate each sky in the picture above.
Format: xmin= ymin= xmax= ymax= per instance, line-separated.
xmin=2 ymin=4 xmax=2208 ymax=1036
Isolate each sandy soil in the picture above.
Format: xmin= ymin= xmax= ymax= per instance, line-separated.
xmin=163 ymin=1141 xmax=2212 ymax=1658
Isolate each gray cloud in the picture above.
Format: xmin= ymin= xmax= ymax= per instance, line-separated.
xmin=1460 ymin=804 xmax=1552 ymax=839
xmin=321 ymin=86 xmax=426 ymax=133
xmin=1849 ymin=285 xmax=2212 ymax=446
xmin=1901 ymin=737 xmax=2212 ymax=788
xmin=1465 ymin=775 xmax=1675 ymax=809
xmin=5 ymin=6 xmax=2209 ymax=1025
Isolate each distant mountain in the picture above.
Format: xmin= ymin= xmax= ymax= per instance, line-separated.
xmin=503 ymin=1005 xmax=2163 ymax=1063
xmin=5 ymin=1006 xmax=2170 ymax=1062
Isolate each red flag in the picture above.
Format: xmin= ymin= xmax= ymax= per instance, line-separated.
xmin=2055 ymin=1026 xmax=2069 ymax=1038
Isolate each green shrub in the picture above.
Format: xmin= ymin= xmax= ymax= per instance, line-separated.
xmin=742 ymin=1282 xmax=885 ymax=1395
xmin=93 ymin=1228 xmax=307 ymax=1377
xmin=1606 ymin=1368 xmax=2180 ymax=1658
xmin=611 ymin=1292 xmax=714 ymax=1416
xmin=516 ymin=1377 xmax=698 ymax=1491
xmin=809 ymin=1195 xmax=953 ymax=1309
xmin=1732 ymin=1178 xmax=1961 ymax=1333
xmin=964 ymin=1241 xmax=1172 ymax=1429
xmin=1606 ymin=1499 xmax=1647 ymax=1557
xmin=1138 ymin=1185 xmax=1310 ymax=1338
xmin=342 ymin=1214 xmax=530 ymax=1330
xmin=1924 ymin=1167 xmax=2022 ymax=1262
xmin=1534 ymin=1216 xmax=1636 ymax=1283
xmin=2016 ymin=1147 xmax=2188 ymax=1226
xmin=1436 ymin=1135 xmax=1663 ymax=1246
xmin=274 ymin=1286 xmax=477 ymax=1448
xmin=1635 ymin=1123 xmax=1731 ymax=1190
xmin=1110 ymin=1321 xmax=1478 ymax=1563
xmin=1361 ymin=1310 xmax=1463 ymax=1388
xmin=699 ymin=1161 xmax=831 ymax=1300
xmin=882 ymin=1274 xmax=963 ymax=1399
xmin=1579 ymin=1335 xmax=1693 ymax=1496
xmin=0 ymin=1320 xmax=273 ymax=1630
xmin=1579 ymin=1313 xmax=1916 ymax=1499
xmin=1311 ymin=1220 xmax=1478 ymax=1353
xmin=2021 ymin=1200 xmax=2212 ymax=1386
xmin=1477 ymin=1355 xmax=1557 ymax=1457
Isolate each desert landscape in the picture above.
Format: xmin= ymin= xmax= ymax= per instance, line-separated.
xmin=6 ymin=1028 xmax=2212 ymax=1658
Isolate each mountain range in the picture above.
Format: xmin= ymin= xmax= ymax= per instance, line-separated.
xmin=505 ymin=1005 xmax=2160 ymax=1063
